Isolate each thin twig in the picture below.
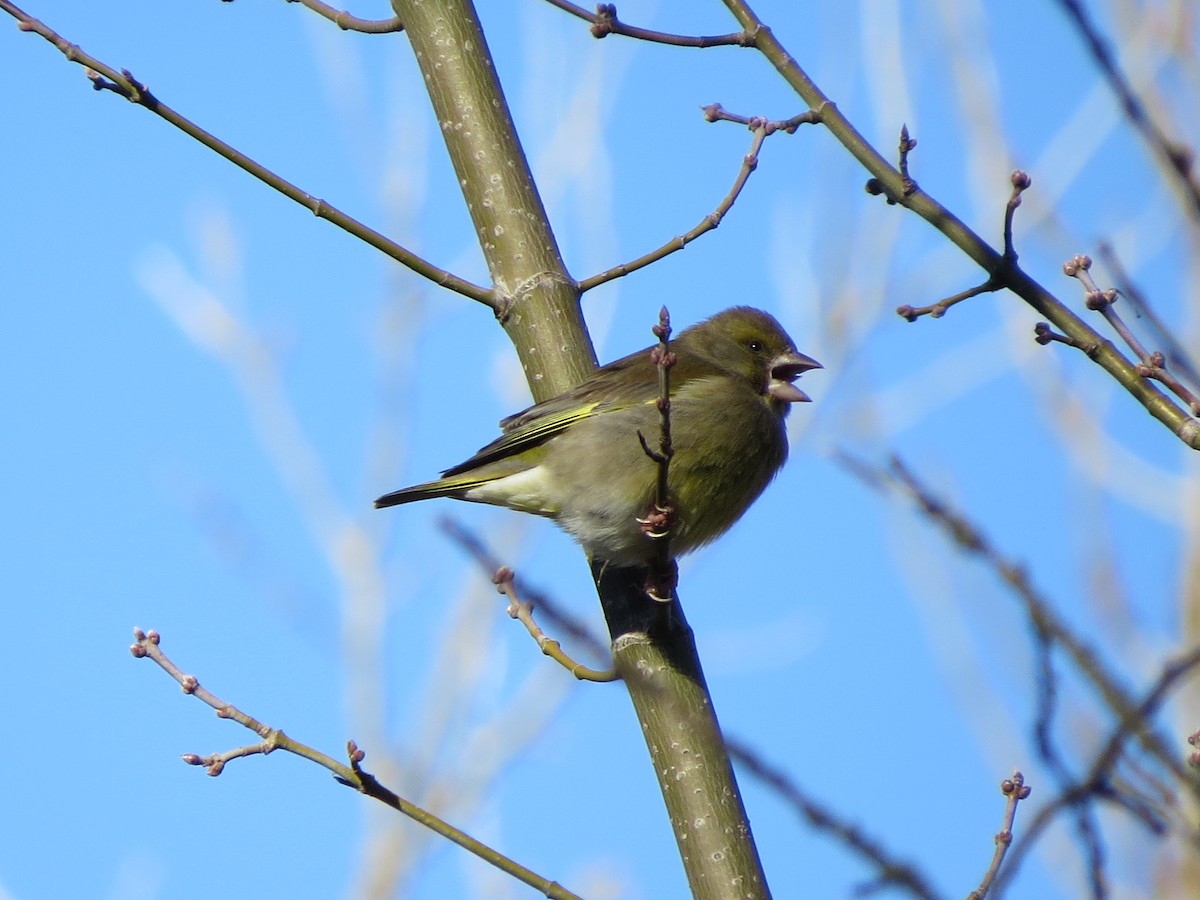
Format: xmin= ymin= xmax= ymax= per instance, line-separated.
xmin=995 ymin=643 xmax=1200 ymax=892
xmin=634 ymin=307 xmax=678 ymax=601
xmin=865 ymin=124 xmax=919 ymax=204
xmin=578 ymin=111 xmax=816 ymax=292
xmin=1033 ymin=321 xmax=1101 ymax=355
xmin=896 ymin=169 xmax=1030 ymax=321
xmin=1064 ymin=255 xmax=1200 ymax=415
xmin=285 ymin=0 xmax=404 ymax=33
xmin=725 ymin=737 xmax=942 ymax=900
xmin=839 ymin=452 xmax=1192 ymax=786
xmin=0 ymin=0 xmax=492 ymax=306
xmin=1003 ymin=170 xmax=1032 ymax=260
xmin=129 ymin=628 xmax=586 ymax=900
xmin=896 ymin=279 xmax=1000 ymax=321
xmin=719 ymin=0 xmax=1200 ymax=449
xmin=546 ymin=0 xmax=751 ymax=47
xmin=440 ymin=516 xmax=611 ymax=657
xmin=492 ymin=566 xmax=619 ymax=681
xmin=1096 ymin=242 xmax=1200 ymax=391
xmin=967 ymin=772 xmax=1032 ymax=900
xmin=1053 ymin=0 xmax=1200 ymax=223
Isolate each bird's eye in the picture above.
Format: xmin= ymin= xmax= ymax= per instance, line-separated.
xmin=747 ymin=339 xmax=765 ymax=353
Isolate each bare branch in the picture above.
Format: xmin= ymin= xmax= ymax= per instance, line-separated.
xmin=839 ymin=453 xmax=1192 ymax=786
xmin=579 ymin=110 xmax=817 ymax=292
xmin=895 ymin=170 xmax=1027 ymax=321
xmin=633 ymin=307 xmax=678 ymax=601
xmin=967 ymin=772 xmax=1032 ymax=900
xmin=1061 ymin=255 xmax=1200 ymax=416
xmin=492 ymin=566 xmax=619 ymax=681
xmin=1053 ymin=0 xmax=1200 ymax=224
xmin=725 ymin=737 xmax=942 ymax=900
xmin=1096 ymin=242 xmax=1200 ymax=391
xmin=130 ymin=627 xmax=586 ymax=900
xmin=547 ymin=0 xmax=751 ymax=48
xmin=720 ymin=0 xmax=1200 ymax=449
xmin=0 ymin=0 xmax=491 ymax=305
xmin=284 ymin=0 xmax=404 ymax=33
xmin=996 ymin=644 xmax=1200 ymax=892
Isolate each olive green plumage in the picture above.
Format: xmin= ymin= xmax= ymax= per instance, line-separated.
xmin=375 ymin=306 xmax=820 ymax=566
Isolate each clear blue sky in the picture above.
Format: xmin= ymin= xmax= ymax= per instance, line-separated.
xmin=2 ymin=2 xmax=1195 ymax=899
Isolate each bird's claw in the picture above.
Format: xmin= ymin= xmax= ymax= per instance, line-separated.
xmin=636 ymin=504 xmax=675 ymax=540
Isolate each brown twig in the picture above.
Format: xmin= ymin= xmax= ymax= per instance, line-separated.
xmin=702 ymin=102 xmax=822 ymax=134
xmin=1096 ymin=242 xmax=1200 ymax=391
xmin=1053 ymin=0 xmax=1200 ymax=224
xmin=1063 ymin=255 xmax=1200 ymax=415
xmin=725 ymin=737 xmax=941 ymax=899
xmin=967 ymin=772 xmax=1032 ymax=900
xmin=995 ymin=643 xmax=1200 ymax=893
xmin=283 ymin=0 xmax=404 ymax=33
xmin=839 ymin=453 xmax=1191 ymax=787
xmin=1033 ymin=321 xmax=1101 ymax=355
xmin=129 ymin=627 xmax=586 ymax=900
xmin=897 ymin=123 xmax=918 ymax=196
xmin=546 ymin=0 xmax=751 ymax=47
xmin=634 ymin=307 xmax=678 ymax=601
xmin=0 ymin=0 xmax=491 ymax=306
xmin=1003 ymin=170 xmax=1032 ymax=260
xmin=439 ymin=516 xmax=611 ymax=657
xmin=865 ymin=124 xmax=919 ymax=204
xmin=441 ymin=519 xmax=945 ymax=893
xmin=577 ymin=110 xmax=817 ymax=292
xmin=896 ymin=279 xmax=1000 ymax=322
xmin=896 ymin=169 xmax=1030 ymax=321
xmin=492 ymin=566 xmax=619 ymax=682
xmin=717 ymin=0 xmax=1200 ymax=449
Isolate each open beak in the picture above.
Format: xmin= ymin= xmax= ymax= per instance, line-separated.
xmin=767 ymin=350 xmax=822 ymax=403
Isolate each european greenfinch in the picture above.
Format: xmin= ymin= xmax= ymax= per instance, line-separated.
xmin=375 ymin=306 xmax=820 ymax=566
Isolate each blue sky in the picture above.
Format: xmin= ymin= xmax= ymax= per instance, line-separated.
xmin=2 ymin=2 xmax=1197 ymax=899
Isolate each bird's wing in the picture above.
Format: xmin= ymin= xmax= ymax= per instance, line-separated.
xmin=441 ymin=352 xmax=658 ymax=477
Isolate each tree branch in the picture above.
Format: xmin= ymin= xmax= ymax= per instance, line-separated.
xmin=721 ymin=0 xmax=1200 ymax=450
xmin=130 ymin=628 xmax=586 ymax=900
xmin=284 ymin=0 xmax=404 ymax=33
xmin=0 ymin=0 xmax=490 ymax=304
xmin=390 ymin=1 xmax=770 ymax=894
xmin=1053 ymin=0 xmax=1200 ymax=224
xmin=547 ymin=0 xmax=751 ymax=48
xmin=578 ymin=109 xmax=815 ymax=292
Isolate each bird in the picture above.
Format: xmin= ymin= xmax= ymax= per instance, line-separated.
xmin=375 ymin=306 xmax=820 ymax=567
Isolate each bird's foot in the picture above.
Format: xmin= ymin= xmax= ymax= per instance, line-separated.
xmin=636 ymin=503 xmax=676 ymax=540
xmin=643 ymin=558 xmax=678 ymax=603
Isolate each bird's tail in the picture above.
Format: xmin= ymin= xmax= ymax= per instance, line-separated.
xmin=374 ymin=480 xmax=465 ymax=509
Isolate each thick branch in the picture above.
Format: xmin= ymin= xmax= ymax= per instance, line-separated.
xmin=391 ymin=2 xmax=769 ymax=895
xmin=390 ymin=0 xmax=594 ymax=400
